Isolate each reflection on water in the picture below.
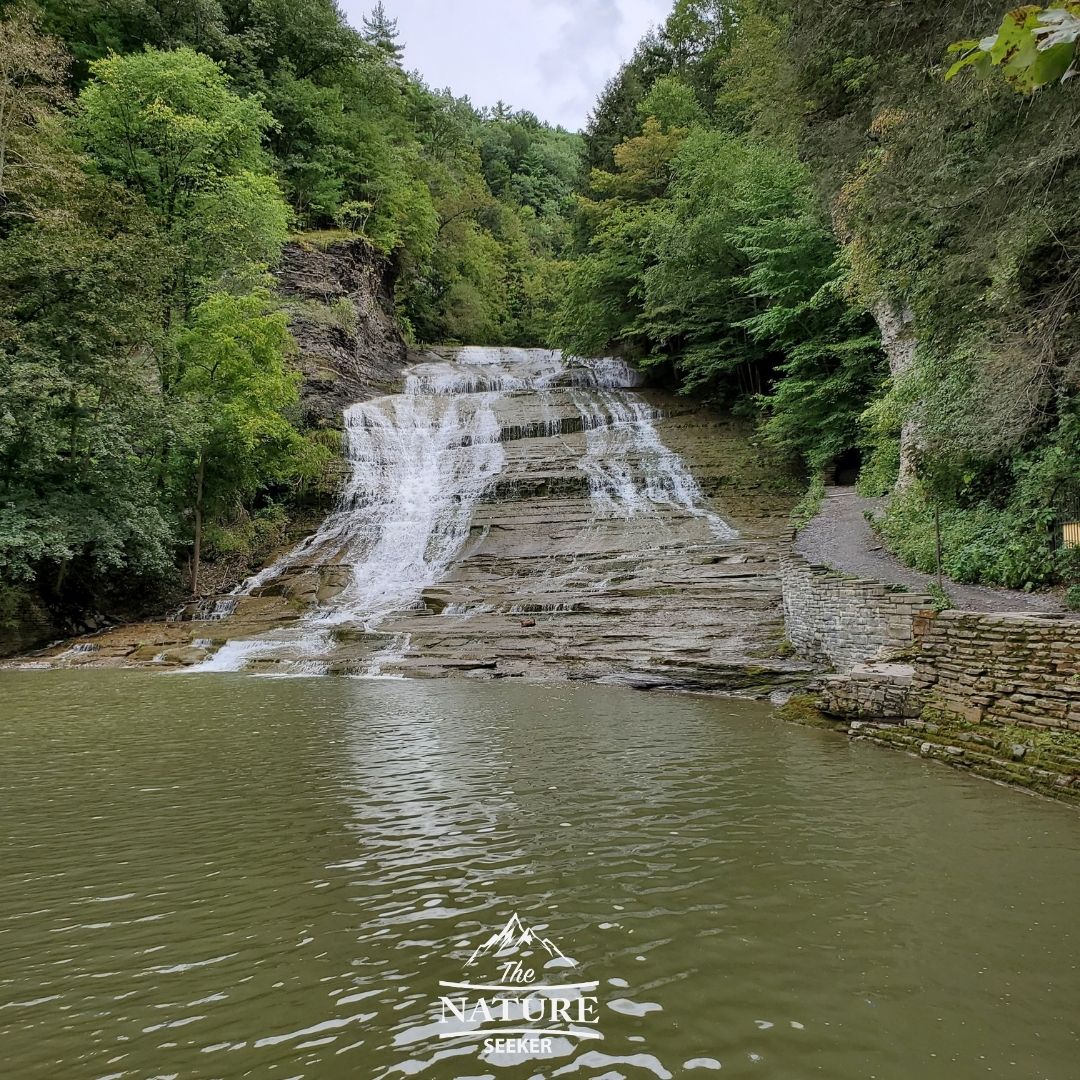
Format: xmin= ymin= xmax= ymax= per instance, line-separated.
xmin=1 ymin=671 xmax=1078 ymax=1078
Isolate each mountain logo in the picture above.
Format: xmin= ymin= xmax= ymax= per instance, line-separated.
xmin=436 ymin=911 xmax=601 ymax=1055
xmin=465 ymin=913 xmax=567 ymax=967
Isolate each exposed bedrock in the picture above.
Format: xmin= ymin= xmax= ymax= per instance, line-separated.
xmin=276 ymin=237 xmax=407 ymax=425
xmin=25 ymin=348 xmax=812 ymax=692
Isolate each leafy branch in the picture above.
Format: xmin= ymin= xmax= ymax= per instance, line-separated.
xmin=946 ymin=4 xmax=1080 ymax=92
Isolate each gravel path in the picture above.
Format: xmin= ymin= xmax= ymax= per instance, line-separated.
xmin=794 ymin=486 xmax=1065 ymax=614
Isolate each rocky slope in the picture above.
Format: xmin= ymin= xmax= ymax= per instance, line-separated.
xmin=276 ymin=236 xmax=407 ymax=424
xmin=17 ymin=348 xmax=812 ymax=692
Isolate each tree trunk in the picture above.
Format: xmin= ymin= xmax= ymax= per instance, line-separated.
xmin=191 ymin=448 xmax=206 ymax=596
xmin=934 ymin=502 xmax=944 ymax=592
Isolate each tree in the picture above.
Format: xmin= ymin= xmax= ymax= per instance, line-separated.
xmin=0 ymin=11 xmax=69 ymax=212
xmin=584 ymin=30 xmax=673 ymax=169
xmin=75 ymin=47 xmax=291 ymax=349
xmin=75 ymin=48 xmax=276 ymax=231
xmin=362 ymin=2 xmax=403 ymax=64
xmin=0 ymin=14 xmax=176 ymax=607
xmin=173 ymin=290 xmax=302 ymax=594
xmin=638 ymin=75 xmax=704 ymax=130
xmin=71 ymin=45 xmax=301 ymax=597
xmin=0 ymin=195 xmax=174 ymax=596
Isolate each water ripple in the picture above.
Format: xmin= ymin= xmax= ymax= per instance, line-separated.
xmin=1 ymin=672 xmax=1079 ymax=1078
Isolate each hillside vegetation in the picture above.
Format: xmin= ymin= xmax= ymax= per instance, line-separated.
xmin=0 ymin=1 xmax=581 ymax=635
xmin=555 ymin=0 xmax=1080 ymax=595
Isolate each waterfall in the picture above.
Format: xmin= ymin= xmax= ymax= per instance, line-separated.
xmin=573 ymin=388 xmax=738 ymax=537
xmin=188 ymin=348 xmax=735 ymax=674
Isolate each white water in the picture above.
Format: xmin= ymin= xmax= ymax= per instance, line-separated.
xmin=190 ymin=348 xmax=734 ymax=673
xmin=573 ymin=389 xmax=738 ymax=537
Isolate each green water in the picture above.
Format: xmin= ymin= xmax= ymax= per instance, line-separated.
xmin=1 ymin=671 xmax=1077 ymax=1079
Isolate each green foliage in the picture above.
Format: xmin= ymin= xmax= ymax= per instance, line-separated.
xmin=174 ymin=292 xmax=299 ymax=458
xmin=0 ymin=29 xmax=176 ymax=599
xmin=876 ymin=485 xmax=1066 ymax=590
xmin=926 ymin=582 xmax=953 ymax=613
xmin=76 ymin=48 xmax=274 ymax=219
xmin=362 ymin=2 xmax=403 ymax=64
xmin=557 ymin=114 xmax=884 ymax=472
xmin=204 ymin=502 xmax=293 ymax=564
xmin=0 ymin=15 xmax=323 ymax=620
xmin=585 ymin=29 xmax=674 ymax=169
xmin=759 ymin=0 xmax=1080 ymax=590
xmin=36 ymin=0 xmax=581 ymax=349
xmin=947 ymin=4 xmax=1079 ymax=91
xmin=393 ymin=101 xmax=583 ymax=346
xmin=639 ymin=75 xmax=705 ymax=129
xmin=75 ymin=46 xmax=291 ymax=327
xmin=0 ymin=9 xmax=70 ymax=210
xmin=1064 ymin=585 xmax=1080 ymax=612
xmin=565 ymin=0 xmax=1078 ymax=595
xmin=791 ymin=476 xmax=825 ymax=532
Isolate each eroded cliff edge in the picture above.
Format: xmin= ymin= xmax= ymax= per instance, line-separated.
xmin=277 ymin=236 xmax=408 ymax=424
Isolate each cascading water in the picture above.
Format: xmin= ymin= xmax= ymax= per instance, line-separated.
xmin=190 ymin=347 xmax=735 ymax=674
xmin=573 ymin=388 xmax=738 ymax=537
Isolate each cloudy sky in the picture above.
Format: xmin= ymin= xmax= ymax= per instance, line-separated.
xmin=338 ymin=0 xmax=673 ymax=131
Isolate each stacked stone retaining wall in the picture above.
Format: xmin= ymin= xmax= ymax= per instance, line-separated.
xmin=913 ymin=611 xmax=1080 ymax=732
xmin=780 ymin=548 xmax=935 ymax=671
xmin=780 ymin=546 xmax=1080 ymax=803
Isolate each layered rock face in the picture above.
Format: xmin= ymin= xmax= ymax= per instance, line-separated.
xmin=276 ymin=237 xmax=407 ymax=425
xmin=25 ymin=348 xmax=809 ymax=691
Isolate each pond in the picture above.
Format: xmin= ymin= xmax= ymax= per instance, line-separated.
xmin=1 ymin=671 xmax=1077 ymax=1078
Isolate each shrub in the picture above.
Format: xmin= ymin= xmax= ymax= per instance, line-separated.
xmin=876 ymin=485 xmax=1060 ymax=590
xmin=791 ymin=476 xmax=825 ymax=531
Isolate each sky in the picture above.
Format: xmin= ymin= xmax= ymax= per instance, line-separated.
xmin=338 ymin=0 xmax=674 ymax=131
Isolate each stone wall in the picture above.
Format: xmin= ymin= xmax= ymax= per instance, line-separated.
xmin=913 ymin=611 xmax=1080 ymax=732
xmin=817 ymin=665 xmax=920 ymax=720
xmin=780 ymin=547 xmax=935 ymax=671
xmin=781 ymin=555 xmax=1080 ymax=802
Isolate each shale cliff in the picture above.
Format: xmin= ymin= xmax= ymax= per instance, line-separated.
xmin=277 ymin=236 xmax=408 ymax=423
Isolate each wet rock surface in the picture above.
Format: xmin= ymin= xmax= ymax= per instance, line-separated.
xmin=18 ymin=349 xmax=812 ymax=691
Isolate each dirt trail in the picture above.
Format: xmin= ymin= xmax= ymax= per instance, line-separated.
xmin=794 ymin=487 xmax=1065 ymax=614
